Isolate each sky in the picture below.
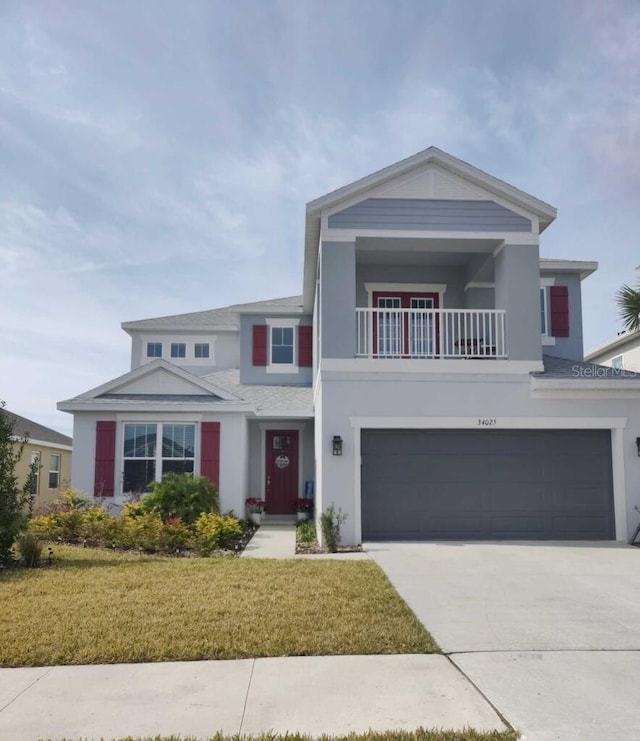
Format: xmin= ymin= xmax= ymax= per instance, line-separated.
xmin=1 ymin=0 xmax=639 ymax=436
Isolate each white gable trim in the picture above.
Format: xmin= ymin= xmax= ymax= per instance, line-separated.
xmin=73 ymin=360 xmax=240 ymax=402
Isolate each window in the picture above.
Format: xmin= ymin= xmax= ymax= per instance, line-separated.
xmin=171 ymin=342 xmax=186 ymax=358
xmin=612 ymin=354 xmax=624 ymax=370
xmin=147 ymin=342 xmax=162 ymax=358
xmin=540 ymin=287 xmax=549 ymax=335
xmin=271 ymin=327 xmax=294 ymax=364
xmin=49 ymin=454 xmax=60 ymax=489
xmin=194 ymin=343 xmax=210 ymax=358
xmin=122 ymin=423 xmax=195 ymax=494
xmin=30 ymin=451 xmax=41 ymax=494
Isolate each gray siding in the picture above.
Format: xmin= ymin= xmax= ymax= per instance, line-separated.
xmin=542 ymin=274 xmax=585 ymax=361
xmin=239 ymin=314 xmax=313 ymax=385
xmin=130 ymin=330 xmax=240 ymax=373
xmin=320 ymin=241 xmax=356 ymax=358
xmin=495 ymin=244 xmax=541 ymax=361
xmin=328 ymin=199 xmax=532 ymax=232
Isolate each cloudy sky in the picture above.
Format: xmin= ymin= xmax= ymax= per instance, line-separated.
xmin=1 ymin=0 xmax=639 ymax=435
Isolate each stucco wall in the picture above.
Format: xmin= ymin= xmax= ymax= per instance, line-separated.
xmin=315 ymin=373 xmax=640 ymax=545
xmin=14 ymin=441 xmax=72 ymax=509
xmin=541 ymin=273 xmax=585 ymax=361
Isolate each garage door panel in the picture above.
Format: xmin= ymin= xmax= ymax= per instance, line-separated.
xmin=361 ymin=429 xmax=614 ymax=541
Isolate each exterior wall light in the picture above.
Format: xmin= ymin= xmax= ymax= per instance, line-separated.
xmin=332 ymin=436 xmax=343 ymax=456
xmin=637 ymin=437 xmax=640 ymax=457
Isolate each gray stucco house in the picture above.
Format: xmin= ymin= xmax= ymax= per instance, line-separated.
xmin=59 ymin=147 xmax=640 ymax=544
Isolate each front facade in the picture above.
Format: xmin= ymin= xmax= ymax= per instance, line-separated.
xmin=59 ymin=147 xmax=640 ymax=544
xmin=6 ymin=410 xmax=73 ymax=509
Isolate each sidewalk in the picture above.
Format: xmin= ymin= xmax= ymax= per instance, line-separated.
xmin=241 ymin=523 xmax=296 ymax=558
xmin=0 ymin=655 xmax=507 ymax=740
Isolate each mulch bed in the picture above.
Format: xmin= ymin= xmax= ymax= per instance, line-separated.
xmin=295 ymin=541 xmax=364 ymax=555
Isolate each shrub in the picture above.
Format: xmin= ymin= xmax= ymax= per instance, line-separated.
xmin=80 ymin=508 xmax=109 ymax=546
xmin=296 ymin=520 xmax=317 ymax=543
xmin=16 ymin=532 xmax=42 ymax=568
xmin=124 ymin=512 xmax=164 ymax=552
xmin=194 ymin=513 xmax=242 ymax=556
xmin=320 ymin=503 xmax=347 ymax=553
xmin=141 ymin=473 xmax=219 ymax=524
xmin=159 ymin=517 xmax=194 ymax=554
xmin=28 ymin=514 xmax=62 ymax=542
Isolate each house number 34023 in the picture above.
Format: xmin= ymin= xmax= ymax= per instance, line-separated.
xmin=477 ymin=418 xmax=497 ymax=426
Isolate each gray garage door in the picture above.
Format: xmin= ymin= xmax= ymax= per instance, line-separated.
xmin=361 ymin=429 xmax=615 ymax=540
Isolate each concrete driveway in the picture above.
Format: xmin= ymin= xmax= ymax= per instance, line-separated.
xmin=367 ymin=541 xmax=640 ymax=741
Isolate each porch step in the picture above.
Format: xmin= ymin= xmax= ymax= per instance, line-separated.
xmin=263 ymin=514 xmax=297 ymax=525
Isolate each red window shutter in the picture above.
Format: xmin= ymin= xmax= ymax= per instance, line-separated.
xmin=94 ymin=421 xmax=116 ymax=497
xmin=550 ymin=285 xmax=570 ymax=337
xmin=298 ymin=325 xmax=312 ymax=367
xmin=201 ymin=422 xmax=220 ymax=490
xmin=252 ymin=325 xmax=267 ymax=366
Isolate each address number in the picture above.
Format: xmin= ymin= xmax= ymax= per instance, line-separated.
xmin=477 ymin=418 xmax=497 ymax=426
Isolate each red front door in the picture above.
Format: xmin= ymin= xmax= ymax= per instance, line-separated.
xmin=265 ymin=430 xmax=299 ymax=514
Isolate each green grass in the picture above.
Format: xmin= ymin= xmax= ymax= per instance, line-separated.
xmin=1 ymin=545 xmax=438 ymax=666
xmin=52 ymin=731 xmax=518 ymax=741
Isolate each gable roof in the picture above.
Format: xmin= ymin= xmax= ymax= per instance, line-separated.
xmin=585 ymin=330 xmax=640 ymax=362
xmin=303 ymin=146 xmax=558 ymax=310
xmin=121 ymin=296 xmax=304 ymax=333
xmin=5 ymin=410 xmax=72 ymax=446
xmin=59 ymin=359 xmax=241 ymax=405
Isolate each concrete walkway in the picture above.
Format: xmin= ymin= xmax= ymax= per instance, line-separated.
xmin=0 ymin=655 xmax=506 ymax=740
xmin=241 ymin=523 xmax=296 ymax=558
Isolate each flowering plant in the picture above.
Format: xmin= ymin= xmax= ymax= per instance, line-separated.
xmin=245 ymin=497 xmax=266 ymax=514
xmin=296 ymin=498 xmax=314 ymax=514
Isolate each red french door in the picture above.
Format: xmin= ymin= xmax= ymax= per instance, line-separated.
xmin=372 ymin=291 xmax=440 ymax=358
xmin=265 ymin=430 xmax=299 ymax=514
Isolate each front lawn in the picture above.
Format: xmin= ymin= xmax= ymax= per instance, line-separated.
xmin=0 ymin=546 xmax=437 ymax=666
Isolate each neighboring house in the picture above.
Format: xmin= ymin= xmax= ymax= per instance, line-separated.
xmin=585 ymin=331 xmax=640 ymax=372
xmin=6 ymin=410 xmax=73 ymax=508
xmin=58 ymin=146 xmax=640 ymax=544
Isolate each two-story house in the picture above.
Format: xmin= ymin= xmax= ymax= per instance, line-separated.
xmin=586 ymin=331 xmax=640 ymax=373
xmin=59 ymin=147 xmax=640 ymax=544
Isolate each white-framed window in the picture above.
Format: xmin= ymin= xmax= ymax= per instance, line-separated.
xmin=612 ymin=354 xmax=624 ymax=370
xmin=49 ymin=454 xmax=61 ymax=489
xmin=122 ymin=423 xmax=196 ymax=495
xmin=194 ymin=342 xmax=209 ymax=358
xmin=266 ymin=317 xmax=299 ymax=373
xmin=540 ymin=277 xmax=555 ymax=345
xmin=171 ymin=342 xmax=186 ymax=358
xmin=147 ymin=342 xmax=162 ymax=358
xmin=30 ymin=451 xmax=41 ymax=494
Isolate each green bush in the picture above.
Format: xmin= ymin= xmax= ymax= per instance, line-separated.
xmin=159 ymin=518 xmax=194 ymax=553
xmin=124 ymin=512 xmax=164 ymax=552
xmin=79 ymin=508 xmax=109 ymax=545
xmin=16 ymin=532 xmax=42 ymax=568
xmin=194 ymin=512 xmax=242 ymax=556
xmin=296 ymin=520 xmax=317 ymax=543
xmin=320 ymin=503 xmax=347 ymax=553
xmin=140 ymin=473 xmax=219 ymax=525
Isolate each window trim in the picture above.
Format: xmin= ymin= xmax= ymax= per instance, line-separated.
xmin=49 ymin=453 xmax=61 ymax=490
xmin=121 ymin=422 xmax=197 ymax=496
xmin=265 ymin=317 xmax=300 ymax=374
xmin=146 ymin=342 xmax=163 ymax=358
xmin=611 ymin=354 xmax=624 ymax=370
xmin=540 ymin=277 xmax=556 ymax=346
xmin=170 ymin=342 xmax=187 ymax=359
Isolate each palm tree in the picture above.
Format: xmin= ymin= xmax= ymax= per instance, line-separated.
xmin=617 ymin=280 xmax=640 ymax=332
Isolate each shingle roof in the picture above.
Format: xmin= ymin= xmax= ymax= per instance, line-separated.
xmin=202 ymin=369 xmax=313 ymax=414
xmin=122 ymin=296 xmax=304 ymax=331
xmin=534 ymin=355 xmax=640 ymax=380
xmin=4 ymin=410 xmax=72 ymax=445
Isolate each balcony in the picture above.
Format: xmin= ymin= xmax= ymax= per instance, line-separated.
xmin=355 ymin=308 xmax=507 ymax=359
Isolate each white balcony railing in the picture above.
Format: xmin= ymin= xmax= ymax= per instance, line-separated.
xmin=355 ymin=308 xmax=507 ymax=359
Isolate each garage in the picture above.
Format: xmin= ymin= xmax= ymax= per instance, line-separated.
xmin=361 ymin=429 xmax=615 ymax=540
